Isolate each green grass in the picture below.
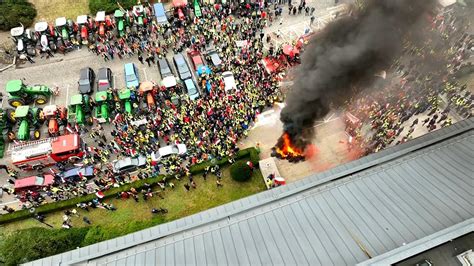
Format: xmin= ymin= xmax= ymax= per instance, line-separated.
xmin=1 ymin=168 xmax=266 ymax=234
xmin=29 ymin=0 xmax=89 ymax=23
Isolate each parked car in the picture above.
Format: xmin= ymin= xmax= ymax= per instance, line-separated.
xmin=124 ymin=63 xmax=140 ymax=88
xmin=61 ymin=166 xmax=94 ymax=181
xmin=184 ymin=79 xmax=199 ymax=100
xmin=78 ymin=67 xmax=95 ymax=94
xmin=113 ymin=156 xmax=147 ymax=173
xmin=187 ymin=49 xmax=204 ymax=70
xmin=222 ymin=71 xmax=237 ymax=92
xmin=207 ymin=49 xmax=222 ymax=68
xmin=97 ymin=67 xmax=113 ymax=91
xmin=153 ymin=3 xmax=169 ymax=25
xmin=158 ymin=58 xmax=172 ymax=78
xmin=173 ymin=53 xmax=191 ymax=80
xmin=151 ymin=144 xmax=187 ymax=162
xmin=14 ymin=174 xmax=54 ymax=193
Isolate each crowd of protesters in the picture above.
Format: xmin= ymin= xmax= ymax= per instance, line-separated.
xmin=345 ymin=8 xmax=473 ymax=154
xmin=1 ymin=1 xmax=290 ymax=218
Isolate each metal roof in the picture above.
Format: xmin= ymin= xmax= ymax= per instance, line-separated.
xmin=25 ymin=118 xmax=474 ymax=266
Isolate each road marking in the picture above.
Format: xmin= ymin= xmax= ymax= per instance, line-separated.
xmin=143 ymin=67 xmax=148 ymax=81
xmin=66 ymin=84 xmax=70 ymax=105
xmin=0 ymin=200 xmax=19 ymax=207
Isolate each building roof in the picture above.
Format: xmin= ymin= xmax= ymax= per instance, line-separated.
xmin=25 ymin=118 xmax=474 ymax=266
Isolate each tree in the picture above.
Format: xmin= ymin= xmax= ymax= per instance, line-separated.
xmin=230 ymin=161 xmax=253 ymax=182
xmin=0 ymin=227 xmax=88 ymax=265
xmin=0 ymin=0 xmax=37 ymax=31
xmin=89 ymin=0 xmax=138 ymax=14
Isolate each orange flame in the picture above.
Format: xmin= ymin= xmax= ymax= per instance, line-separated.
xmin=276 ymin=132 xmax=304 ymax=159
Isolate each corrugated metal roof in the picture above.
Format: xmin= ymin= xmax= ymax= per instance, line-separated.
xmin=25 ymin=118 xmax=474 ymax=266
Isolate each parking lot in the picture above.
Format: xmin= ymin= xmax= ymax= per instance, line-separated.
xmin=0 ymin=47 xmax=209 ymax=152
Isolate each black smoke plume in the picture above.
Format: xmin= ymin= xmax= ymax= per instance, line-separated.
xmin=279 ymin=0 xmax=436 ymax=150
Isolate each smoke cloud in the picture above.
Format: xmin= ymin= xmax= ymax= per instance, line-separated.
xmin=279 ymin=0 xmax=436 ymax=149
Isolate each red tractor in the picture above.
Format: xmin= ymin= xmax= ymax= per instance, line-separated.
xmin=43 ymin=105 xmax=68 ymax=137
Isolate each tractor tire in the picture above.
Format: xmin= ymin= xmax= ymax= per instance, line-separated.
xmin=36 ymin=109 xmax=45 ymax=123
xmin=5 ymin=109 xmax=16 ymax=124
xmin=34 ymin=95 xmax=48 ymax=105
xmin=87 ymin=117 xmax=94 ymax=126
xmin=33 ymin=129 xmax=41 ymax=140
xmin=8 ymin=98 xmax=25 ymax=107
xmin=7 ymin=131 xmax=16 ymax=142
xmin=33 ymin=165 xmax=44 ymax=171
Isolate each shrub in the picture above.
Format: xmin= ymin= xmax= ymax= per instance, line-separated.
xmin=0 ymin=0 xmax=37 ymax=31
xmin=0 ymin=227 xmax=89 ymax=265
xmin=230 ymin=161 xmax=252 ymax=182
xmin=89 ymin=0 xmax=137 ymax=14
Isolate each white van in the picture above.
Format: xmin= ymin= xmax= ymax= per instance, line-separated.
xmin=222 ymin=71 xmax=237 ymax=92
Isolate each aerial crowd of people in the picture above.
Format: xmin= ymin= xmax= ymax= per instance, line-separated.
xmin=346 ymin=7 xmax=473 ymax=154
xmin=1 ymin=1 xmax=472 ymax=230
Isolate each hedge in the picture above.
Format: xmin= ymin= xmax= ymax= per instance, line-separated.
xmin=0 ymin=147 xmax=260 ymax=225
xmin=0 ymin=0 xmax=37 ymax=31
xmin=89 ymin=0 xmax=138 ymax=14
xmin=230 ymin=161 xmax=252 ymax=182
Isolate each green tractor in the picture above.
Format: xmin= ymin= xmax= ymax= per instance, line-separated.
xmin=68 ymin=94 xmax=93 ymax=126
xmin=117 ymin=88 xmax=133 ymax=114
xmin=114 ymin=10 xmax=125 ymax=37
xmin=8 ymin=106 xmax=44 ymax=141
xmin=5 ymin=80 xmax=52 ymax=107
xmin=94 ymin=91 xmax=112 ymax=123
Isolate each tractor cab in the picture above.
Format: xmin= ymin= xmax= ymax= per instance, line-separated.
xmin=133 ymin=5 xmax=145 ymax=25
xmin=114 ymin=10 xmax=125 ymax=37
xmin=77 ymin=15 xmax=89 ymax=44
xmin=95 ymin=11 xmax=106 ymax=36
xmin=44 ymin=105 xmax=59 ymax=136
xmin=139 ymin=81 xmax=156 ymax=109
xmin=94 ymin=91 xmax=111 ymax=123
xmin=10 ymin=25 xmax=25 ymax=52
xmin=68 ymin=94 xmax=91 ymax=126
xmin=55 ymin=17 xmax=68 ymax=39
xmin=14 ymin=106 xmax=43 ymax=141
xmin=117 ymin=88 xmax=132 ymax=114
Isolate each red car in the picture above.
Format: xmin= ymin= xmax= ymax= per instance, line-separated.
xmin=14 ymin=174 xmax=54 ymax=193
xmin=187 ymin=49 xmax=204 ymax=71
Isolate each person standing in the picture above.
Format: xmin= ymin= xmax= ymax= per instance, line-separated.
xmin=310 ymin=15 xmax=315 ymax=27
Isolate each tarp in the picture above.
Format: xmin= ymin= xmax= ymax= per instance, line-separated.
xmin=197 ymin=65 xmax=211 ymax=76
xmin=139 ymin=81 xmax=155 ymax=92
xmin=173 ymin=0 xmax=188 ymax=7
xmin=282 ymin=45 xmax=299 ymax=56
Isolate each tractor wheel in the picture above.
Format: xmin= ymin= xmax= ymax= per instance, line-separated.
xmin=33 ymin=130 xmax=41 ymax=140
xmin=36 ymin=109 xmax=45 ymax=123
xmin=5 ymin=109 xmax=16 ymax=124
xmin=33 ymin=165 xmax=44 ymax=171
xmin=87 ymin=117 xmax=94 ymax=126
xmin=34 ymin=95 xmax=48 ymax=105
xmin=8 ymin=98 xmax=25 ymax=107
xmin=7 ymin=131 xmax=16 ymax=142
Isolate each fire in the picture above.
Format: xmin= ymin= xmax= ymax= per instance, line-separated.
xmin=273 ymin=132 xmax=305 ymax=161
